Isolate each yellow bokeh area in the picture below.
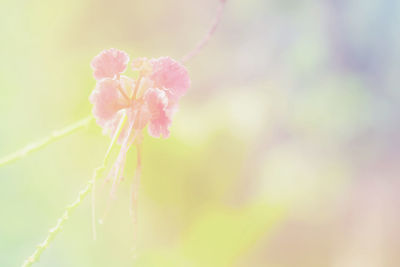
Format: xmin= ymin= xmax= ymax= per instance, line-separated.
xmin=1 ymin=0 xmax=399 ymax=266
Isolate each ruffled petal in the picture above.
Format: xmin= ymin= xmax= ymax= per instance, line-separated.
xmin=91 ymin=48 xmax=129 ymax=80
xmin=144 ymin=88 xmax=171 ymax=138
xmin=89 ymin=78 xmax=127 ymax=125
xmin=149 ymin=57 xmax=190 ymax=104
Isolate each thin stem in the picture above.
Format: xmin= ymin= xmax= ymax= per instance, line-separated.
xmin=22 ymin=113 xmax=127 ymax=267
xmin=118 ymin=85 xmax=131 ymax=102
xmin=130 ymin=142 xmax=142 ymax=220
xmin=129 ymin=141 xmax=142 ymax=258
xmin=132 ymin=75 xmax=143 ymax=100
xmin=91 ymin=174 xmax=97 ymax=240
xmin=181 ymin=0 xmax=227 ymax=63
xmin=110 ymin=116 xmax=138 ymax=196
xmin=102 ymin=112 xmax=140 ymax=224
xmin=0 ymin=115 xmax=93 ymax=168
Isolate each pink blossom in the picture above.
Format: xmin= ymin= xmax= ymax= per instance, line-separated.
xmin=91 ymin=48 xmax=130 ymax=81
xmin=89 ymin=49 xmax=190 ymax=141
xmin=89 ymin=49 xmax=189 ymax=198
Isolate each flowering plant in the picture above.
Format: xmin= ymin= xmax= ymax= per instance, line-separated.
xmin=89 ymin=49 xmax=190 ymax=195
xmin=0 ymin=0 xmax=227 ymax=265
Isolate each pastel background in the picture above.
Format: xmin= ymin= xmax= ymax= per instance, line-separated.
xmin=1 ymin=0 xmax=399 ymax=266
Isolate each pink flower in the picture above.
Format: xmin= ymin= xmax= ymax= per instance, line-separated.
xmin=89 ymin=49 xmax=190 ymax=140
xmin=91 ymin=48 xmax=130 ymax=80
xmin=89 ymin=48 xmax=190 ymax=196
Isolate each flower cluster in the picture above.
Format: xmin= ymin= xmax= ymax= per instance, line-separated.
xmin=89 ymin=49 xmax=190 ymax=195
xmin=89 ymin=48 xmax=190 ymax=140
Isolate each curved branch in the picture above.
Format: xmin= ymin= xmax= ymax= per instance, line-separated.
xmin=22 ymin=113 xmax=127 ymax=267
xmin=0 ymin=116 xmax=93 ymax=168
xmin=181 ymin=0 xmax=227 ymax=63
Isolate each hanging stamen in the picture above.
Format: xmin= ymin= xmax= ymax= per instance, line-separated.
xmin=130 ymin=141 xmax=142 ymax=220
xmin=90 ymin=111 xmax=127 ymax=241
xmin=110 ymin=116 xmax=136 ymax=196
xmin=118 ymin=85 xmax=131 ymax=102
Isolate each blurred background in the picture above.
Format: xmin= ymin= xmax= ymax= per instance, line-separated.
xmin=1 ymin=0 xmax=400 ymax=266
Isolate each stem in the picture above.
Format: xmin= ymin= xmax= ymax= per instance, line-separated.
xmin=110 ymin=115 xmax=138 ymax=196
xmin=118 ymin=85 xmax=131 ymax=102
xmin=181 ymin=0 xmax=227 ymax=63
xmin=0 ymin=115 xmax=93 ymax=168
xmin=130 ymin=142 xmax=142 ymax=220
xmin=130 ymin=142 xmax=142 ymax=257
xmin=22 ymin=113 xmax=127 ymax=267
xmin=132 ymin=75 xmax=143 ymax=100
xmin=91 ymin=172 xmax=97 ymax=241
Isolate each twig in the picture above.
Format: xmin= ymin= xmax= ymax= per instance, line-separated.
xmin=0 ymin=116 xmax=93 ymax=168
xmin=22 ymin=113 xmax=127 ymax=267
xmin=181 ymin=0 xmax=227 ymax=63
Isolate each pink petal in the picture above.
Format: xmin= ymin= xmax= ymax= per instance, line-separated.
xmin=149 ymin=57 xmax=190 ymax=104
xmin=89 ymin=78 xmax=127 ymax=125
xmin=91 ymin=48 xmax=129 ymax=80
xmin=144 ymin=88 xmax=171 ymax=138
